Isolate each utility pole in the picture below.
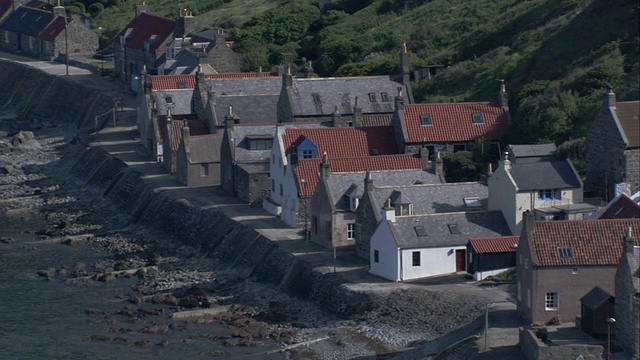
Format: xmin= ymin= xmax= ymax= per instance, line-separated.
xmin=64 ymin=14 xmax=69 ymax=76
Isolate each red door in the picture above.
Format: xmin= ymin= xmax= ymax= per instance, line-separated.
xmin=455 ymin=250 xmax=466 ymax=271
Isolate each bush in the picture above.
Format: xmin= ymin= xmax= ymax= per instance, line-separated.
xmin=89 ymin=2 xmax=104 ymax=17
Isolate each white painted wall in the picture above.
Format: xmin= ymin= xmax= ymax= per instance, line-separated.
xmin=265 ymin=126 xmax=300 ymax=227
xmin=369 ymin=221 xmax=400 ymax=281
xmin=400 ymin=246 xmax=466 ymax=280
xmin=488 ymin=161 xmax=519 ymax=234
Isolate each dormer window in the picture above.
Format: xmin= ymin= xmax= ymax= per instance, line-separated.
xmin=395 ymin=203 xmax=413 ymax=216
xmin=312 ymin=93 xmax=321 ymax=104
xmin=414 ymin=226 xmax=427 ymax=236
xmin=350 ymin=196 xmax=359 ymax=212
xmin=381 ymin=92 xmax=390 ymax=102
xmin=420 ymin=114 xmax=432 ymax=126
xmin=165 ymin=96 xmax=173 ymax=104
xmin=472 ymin=112 xmax=483 ymax=124
xmin=558 ymin=246 xmax=572 ymax=258
xmin=247 ymin=135 xmax=273 ymax=150
xmin=448 ymin=223 xmax=461 ymax=234
xmin=300 ymin=149 xmax=316 ymax=159
xmin=368 ymin=93 xmax=377 ymax=102
xmin=177 ymin=82 xmax=187 ymax=89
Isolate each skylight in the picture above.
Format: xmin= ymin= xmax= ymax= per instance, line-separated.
xmin=558 ymin=246 xmax=573 ymax=258
xmin=420 ymin=114 xmax=432 ymax=126
xmin=472 ymin=112 xmax=484 ymax=124
xmin=448 ymin=224 xmax=461 ymax=234
xmin=414 ymin=226 xmax=427 ymax=237
xmin=463 ymin=197 xmax=483 ymax=208
xmin=381 ymin=92 xmax=390 ymax=102
xmin=368 ymin=93 xmax=377 ymax=102
xmin=312 ymin=93 xmax=321 ymax=104
xmin=177 ymin=82 xmax=187 ymax=89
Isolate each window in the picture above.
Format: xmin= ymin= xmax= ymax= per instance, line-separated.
xmin=545 ymin=292 xmax=559 ymax=310
xmin=538 ymin=189 xmax=561 ymax=201
xmin=271 ymin=179 xmax=275 ymax=192
xmin=414 ymin=226 xmax=427 ymax=237
xmin=279 ymin=184 xmax=283 ymax=196
xmin=426 ymin=145 xmax=435 ymax=161
xmin=558 ymin=246 xmax=573 ymax=259
xmin=453 ymin=144 xmax=466 ymax=152
xmin=463 ymin=197 xmax=482 ymax=209
xmin=29 ymin=36 xmax=35 ymax=49
xmin=4 ymin=31 xmax=9 ymax=43
xmin=395 ymin=203 xmax=413 ymax=216
xmin=468 ymin=251 xmax=473 ymax=263
xmin=350 ymin=197 xmax=359 ymax=212
xmin=368 ymin=93 xmax=377 ymax=102
xmin=247 ymin=137 xmax=273 ymax=150
xmin=471 ymin=112 xmax=484 ymax=124
xmin=412 ymin=251 xmax=421 ymax=266
xmin=177 ymin=82 xmax=187 ymax=89
xmin=448 ymin=223 xmax=461 ymax=234
xmin=420 ymin=114 xmax=432 ymax=126
xmin=312 ymin=93 xmax=321 ymax=104
xmin=380 ymin=92 xmax=390 ymax=102
xmin=527 ymin=289 xmax=531 ymax=309
xmin=374 ymin=250 xmax=379 ymax=263
xmin=200 ymin=164 xmax=209 ymax=177
xmin=524 ymin=258 xmax=529 ymax=269
xmin=347 ymin=223 xmax=355 ymax=240
xmin=300 ymin=149 xmax=315 ymax=159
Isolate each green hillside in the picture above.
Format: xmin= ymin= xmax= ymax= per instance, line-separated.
xmin=87 ymin=0 xmax=638 ymax=157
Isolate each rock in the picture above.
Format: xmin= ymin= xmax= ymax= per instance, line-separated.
xmin=97 ymin=273 xmax=115 ymax=282
xmin=112 ymin=337 xmax=128 ymax=344
xmin=84 ymin=309 xmax=107 ymax=317
xmin=128 ymin=292 xmax=144 ymax=304
xmin=133 ymin=340 xmax=151 ymax=348
xmin=157 ymin=340 xmax=169 ymax=348
xmin=202 ymin=351 xmax=224 ymax=357
xmin=137 ymin=308 xmax=162 ymax=316
xmin=151 ymin=293 xmax=178 ymax=306
xmin=141 ymin=323 xmax=168 ymax=334
xmin=90 ymin=334 xmax=111 ymax=342
xmin=0 ymin=237 xmax=15 ymax=243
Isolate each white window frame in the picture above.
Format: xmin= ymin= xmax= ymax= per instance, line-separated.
xmin=347 ymin=223 xmax=355 ymax=240
xmin=545 ymin=292 xmax=559 ymax=311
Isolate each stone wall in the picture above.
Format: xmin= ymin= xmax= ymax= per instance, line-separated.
xmin=519 ymin=327 xmax=604 ymax=360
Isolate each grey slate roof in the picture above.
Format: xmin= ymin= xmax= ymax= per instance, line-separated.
xmin=212 ymin=94 xmax=279 ymax=125
xmin=509 ymin=159 xmax=582 ymax=191
xmin=154 ymin=89 xmax=193 ymax=115
xmin=289 ymin=76 xmax=407 ymax=116
xmin=0 ymin=7 xmax=53 ymax=36
xmin=326 ymin=169 xmax=441 ymax=211
xmin=371 ymin=182 xmax=489 ymax=215
xmin=392 ymin=210 xmax=511 ymax=249
xmin=187 ymin=135 xmax=222 ymax=164
xmin=580 ymin=286 xmax=612 ymax=309
xmin=205 ymin=78 xmax=281 ymax=97
xmin=506 ymin=144 xmax=557 ymax=164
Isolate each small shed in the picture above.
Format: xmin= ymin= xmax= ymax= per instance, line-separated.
xmin=467 ymin=236 xmax=518 ymax=280
xmin=580 ymin=286 xmax=615 ymax=337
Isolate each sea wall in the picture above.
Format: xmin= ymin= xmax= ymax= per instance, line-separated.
xmin=0 ymin=60 xmax=115 ymax=129
xmin=72 ymin=146 xmax=375 ymax=316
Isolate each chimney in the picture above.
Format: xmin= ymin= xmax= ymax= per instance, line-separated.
xmin=225 ymin=105 xmax=234 ymax=130
xmin=487 ymin=162 xmax=493 ymax=177
xmin=400 ymin=43 xmax=410 ymax=89
xmin=175 ymin=11 xmax=196 ymax=38
xmin=434 ymin=151 xmax=444 ymax=178
xmin=53 ymin=0 xmax=66 ymax=18
xmin=181 ymin=122 xmax=190 ymax=153
xmin=382 ymin=198 xmax=396 ymax=223
xmin=304 ymin=61 xmax=315 ymax=78
xmin=502 ymin=151 xmax=512 ymax=171
xmin=135 ymin=2 xmax=149 ymax=17
xmin=331 ymin=105 xmax=342 ymax=127
xmin=282 ymin=66 xmax=293 ymax=87
xmin=419 ymin=145 xmax=430 ymax=171
xmin=603 ymin=86 xmax=616 ymax=108
xmin=623 ymin=226 xmax=635 ymax=254
xmin=523 ymin=210 xmax=535 ymax=236
xmin=394 ymin=86 xmax=405 ymax=111
xmin=165 ymin=109 xmax=173 ymax=157
xmin=257 ymin=66 xmax=263 ymax=77
xmin=497 ymin=80 xmax=511 ymax=124
xmin=320 ymin=151 xmax=330 ymax=180
xmin=364 ymin=169 xmax=373 ymax=192
xmin=352 ymin=96 xmax=363 ymax=127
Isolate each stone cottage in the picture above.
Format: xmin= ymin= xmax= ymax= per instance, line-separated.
xmin=0 ymin=1 xmax=97 ymax=60
xmin=615 ymin=227 xmax=640 ymax=358
xmin=586 ymin=87 xmax=640 ymax=201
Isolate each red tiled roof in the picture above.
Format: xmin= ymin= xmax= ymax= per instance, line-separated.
xmin=38 ymin=15 xmax=64 ymax=41
xmin=530 ymin=219 xmax=640 ymax=266
xmin=294 ymin=154 xmax=423 ymax=196
xmin=282 ymin=126 xmax=398 ymax=158
xmin=469 ymin=236 xmax=520 ymax=254
xmin=157 ymin=115 xmax=209 ymax=152
xmin=150 ymin=72 xmax=278 ymax=90
xmin=403 ymin=102 xmax=508 ymax=143
xmin=116 ymin=12 xmax=175 ymax=52
xmin=599 ymin=194 xmax=640 ymax=219
xmin=361 ymin=114 xmax=393 ymax=127
xmin=616 ymin=101 xmax=640 ymax=148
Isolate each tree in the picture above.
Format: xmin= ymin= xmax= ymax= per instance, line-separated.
xmin=444 ymin=151 xmax=479 ymax=182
